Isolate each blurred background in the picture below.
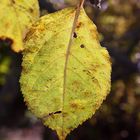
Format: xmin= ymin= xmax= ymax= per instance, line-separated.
xmin=0 ymin=0 xmax=140 ymax=140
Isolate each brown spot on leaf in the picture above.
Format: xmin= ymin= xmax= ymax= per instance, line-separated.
xmin=83 ymin=69 xmax=91 ymax=76
xmin=29 ymin=8 xmax=34 ymax=13
xmin=22 ymin=66 xmax=29 ymax=73
xmin=90 ymin=29 xmax=99 ymax=40
xmin=71 ymin=103 xmax=78 ymax=109
xmin=62 ymin=112 xmax=68 ymax=117
xmin=84 ymin=91 xmax=92 ymax=97
xmin=72 ymin=80 xmax=81 ymax=89
xmin=102 ymin=52 xmax=112 ymax=64
xmin=11 ymin=0 xmax=15 ymax=4
xmin=5 ymin=22 xmax=10 ymax=28
xmin=73 ymin=32 xmax=77 ymax=38
xmin=88 ymin=64 xmax=100 ymax=73
xmin=24 ymin=28 xmax=37 ymax=41
xmin=77 ymin=22 xmax=82 ymax=28
xmin=80 ymin=44 xmax=85 ymax=48
xmin=92 ymin=77 xmax=98 ymax=83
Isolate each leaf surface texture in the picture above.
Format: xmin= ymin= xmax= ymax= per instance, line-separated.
xmin=20 ymin=7 xmax=111 ymax=140
xmin=0 ymin=0 xmax=39 ymax=52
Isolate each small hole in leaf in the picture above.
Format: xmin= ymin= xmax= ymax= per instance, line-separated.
xmin=80 ymin=44 xmax=85 ymax=48
xmin=73 ymin=32 xmax=77 ymax=38
xmin=54 ymin=111 xmax=62 ymax=114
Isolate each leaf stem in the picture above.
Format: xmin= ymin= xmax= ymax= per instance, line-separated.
xmin=79 ymin=0 xmax=85 ymax=8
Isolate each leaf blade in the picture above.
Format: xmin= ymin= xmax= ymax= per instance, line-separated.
xmin=0 ymin=0 xmax=39 ymax=52
xmin=20 ymin=7 xmax=111 ymax=140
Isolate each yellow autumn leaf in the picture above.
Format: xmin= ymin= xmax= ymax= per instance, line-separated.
xmin=20 ymin=7 xmax=111 ymax=140
xmin=0 ymin=0 xmax=39 ymax=52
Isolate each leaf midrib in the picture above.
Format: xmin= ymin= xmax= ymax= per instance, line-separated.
xmin=62 ymin=5 xmax=83 ymax=138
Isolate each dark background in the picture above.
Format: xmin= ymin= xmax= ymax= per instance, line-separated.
xmin=0 ymin=0 xmax=140 ymax=140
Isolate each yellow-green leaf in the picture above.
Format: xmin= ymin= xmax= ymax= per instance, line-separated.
xmin=0 ymin=0 xmax=39 ymax=52
xmin=20 ymin=7 xmax=111 ymax=140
